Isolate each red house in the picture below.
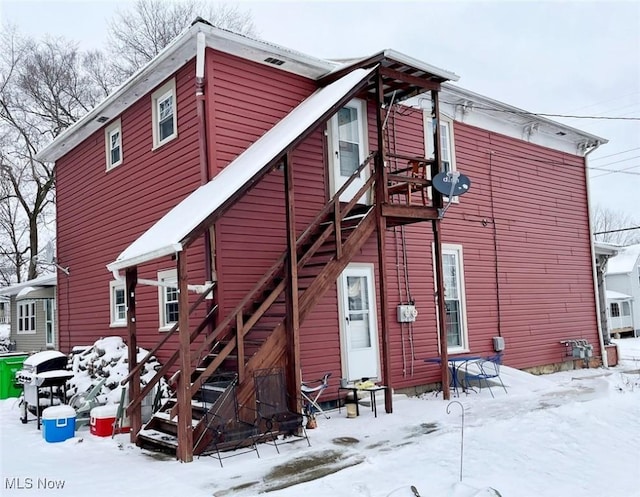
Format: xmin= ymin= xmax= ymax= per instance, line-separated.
xmin=38 ymin=21 xmax=606 ymax=461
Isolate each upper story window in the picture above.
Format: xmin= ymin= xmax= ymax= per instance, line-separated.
xmin=105 ymin=119 xmax=123 ymax=170
xmin=109 ymin=281 xmax=126 ymax=327
xmin=425 ymin=113 xmax=457 ymax=174
xmin=152 ymin=79 xmax=178 ymax=149
xmin=17 ymin=301 xmax=36 ymax=334
xmin=158 ymin=269 xmax=178 ymax=331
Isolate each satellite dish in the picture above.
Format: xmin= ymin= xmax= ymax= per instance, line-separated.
xmin=432 ymin=171 xmax=471 ymax=197
xmin=43 ymin=241 xmax=55 ymax=264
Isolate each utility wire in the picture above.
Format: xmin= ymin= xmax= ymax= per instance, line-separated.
xmin=594 ymin=226 xmax=640 ymax=235
xmin=439 ymin=100 xmax=640 ymax=121
xmin=590 ymin=164 xmax=640 ymax=179
xmin=591 ymin=147 xmax=640 ymax=161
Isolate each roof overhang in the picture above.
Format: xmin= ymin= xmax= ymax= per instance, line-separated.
xmin=107 ymin=67 xmax=376 ymax=273
xmin=37 ymin=20 xmax=338 ymax=163
xmin=0 ymin=274 xmax=57 ymax=296
xmin=438 ymin=83 xmax=608 ymax=155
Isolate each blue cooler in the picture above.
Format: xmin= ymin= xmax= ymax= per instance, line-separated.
xmin=42 ymin=405 xmax=76 ymax=443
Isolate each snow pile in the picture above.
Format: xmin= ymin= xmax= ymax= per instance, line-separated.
xmin=66 ymin=336 xmax=170 ymax=405
xmin=0 ymin=324 xmax=10 ymax=352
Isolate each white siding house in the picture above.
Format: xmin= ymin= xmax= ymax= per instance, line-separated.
xmin=605 ymin=243 xmax=640 ymax=338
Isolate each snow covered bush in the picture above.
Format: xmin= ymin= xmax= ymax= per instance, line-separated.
xmin=0 ymin=325 xmax=11 ymax=353
xmin=66 ymin=336 xmax=170 ymax=405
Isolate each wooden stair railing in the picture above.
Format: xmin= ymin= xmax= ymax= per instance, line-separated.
xmin=166 ymin=154 xmax=378 ymax=421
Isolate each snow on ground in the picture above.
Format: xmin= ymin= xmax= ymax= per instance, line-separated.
xmin=0 ymin=324 xmax=10 ymax=352
xmin=2 ymin=339 xmax=640 ymax=497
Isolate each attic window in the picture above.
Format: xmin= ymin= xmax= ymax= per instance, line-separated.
xmin=264 ymin=57 xmax=285 ymax=66
xmin=96 ymin=116 xmax=109 ymax=123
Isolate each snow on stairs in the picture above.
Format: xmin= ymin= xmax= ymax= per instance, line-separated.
xmin=137 ymin=373 xmax=238 ymax=456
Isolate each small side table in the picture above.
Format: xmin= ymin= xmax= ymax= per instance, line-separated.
xmin=338 ymin=385 xmax=387 ymax=417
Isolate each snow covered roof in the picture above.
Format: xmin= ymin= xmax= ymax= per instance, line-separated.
xmin=606 ymin=289 xmax=633 ymax=301
xmin=0 ymin=273 xmax=57 ymax=296
xmin=106 ymin=67 xmax=376 ymax=272
xmin=606 ymin=243 xmax=640 ymax=275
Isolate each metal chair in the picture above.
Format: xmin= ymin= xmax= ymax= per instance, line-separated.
xmin=301 ymin=372 xmax=331 ymax=419
xmin=196 ymin=373 xmax=260 ymax=467
xmin=463 ymin=354 xmax=507 ymax=398
xmin=254 ymin=367 xmax=310 ymax=453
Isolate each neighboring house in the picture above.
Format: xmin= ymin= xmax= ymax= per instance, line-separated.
xmin=0 ymin=295 xmax=9 ymax=325
xmin=37 ymin=21 xmax=606 ymax=461
xmin=0 ymin=274 xmax=58 ymax=352
xmin=605 ymin=243 xmax=640 ymax=337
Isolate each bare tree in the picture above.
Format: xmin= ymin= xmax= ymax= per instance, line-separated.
xmin=108 ymin=0 xmax=256 ymax=79
xmin=592 ymin=205 xmax=640 ymax=246
xmin=0 ymin=27 xmax=108 ymax=282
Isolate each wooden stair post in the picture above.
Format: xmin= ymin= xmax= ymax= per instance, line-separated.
xmin=125 ymin=267 xmax=141 ymax=441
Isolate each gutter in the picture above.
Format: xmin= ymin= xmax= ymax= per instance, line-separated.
xmin=584 ymin=140 xmax=609 ymax=367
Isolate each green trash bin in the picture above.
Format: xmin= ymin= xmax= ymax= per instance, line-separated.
xmin=0 ymin=353 xmax=28 ymax=399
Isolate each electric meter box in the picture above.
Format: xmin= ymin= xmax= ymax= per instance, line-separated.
xmin=397 ymin=304 xmax=418 ymax=323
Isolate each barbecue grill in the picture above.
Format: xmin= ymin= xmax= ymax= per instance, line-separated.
xmin=15 ymin=351 xmax=74 ymax=429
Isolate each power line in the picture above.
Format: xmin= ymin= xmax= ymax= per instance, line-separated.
xmin=589 ymin=155 xmax=640 ymax=168
xmin=591 ymin=147 xmax=640 ymax=161
xmin=590 ymin=164 xmax=640 ymax=179
xmin=594 ymin=226 xmax=640 ymax=235
xmin=439 ymin=100 xmax=640 ymax=121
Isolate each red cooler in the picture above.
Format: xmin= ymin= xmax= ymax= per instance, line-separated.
xmin=90 ymin=405 xmax=118 ymax=437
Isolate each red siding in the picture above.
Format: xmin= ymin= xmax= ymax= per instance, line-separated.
xmin=56 ymin=48 xmax=599 ymax=395
xmin=56 ymin=60 xmax=206 ymax=359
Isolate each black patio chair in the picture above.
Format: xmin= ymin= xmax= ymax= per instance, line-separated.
xmin=254 ymin=367 xmax=310 ymax=453
xmin=196 ymin=373 xmax=260 ymax=467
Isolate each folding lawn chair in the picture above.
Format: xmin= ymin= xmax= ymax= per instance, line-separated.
xmin=301 ymin=372 xmax=331 ymax=419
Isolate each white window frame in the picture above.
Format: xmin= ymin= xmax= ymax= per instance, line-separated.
xmin=424 ymin=112 xmax=458 ymax=202
xmin=110 ymin=281 xmax=127 ymax=327
xmin=158 ymin=269 xmax=178 ymax=331
xmin=105 ymin=118 xmax=123 ymax=170
xmin=17 ymin=300 xmax=36 ymax=335
xmin=151 ymin=79 xmax=178 ymax=149
xmin=433 ymin=243 xmax=469 ymax=353
xmin=44 ymin=298 xmax=55 ymax=347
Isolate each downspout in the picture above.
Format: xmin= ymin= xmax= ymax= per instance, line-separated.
xmin=195 ymin=32 xmax=216 ymax=290
xmin=584 ymin=140 xmax=608 ymax=367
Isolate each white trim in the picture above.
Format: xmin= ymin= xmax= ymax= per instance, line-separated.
xmin=17 ymin=300 xmax=37 ymax=335
xmin=327 ymin=98 xmax=370 ymax=202
xmin=109 ymin=280 xmax=127 ymax=328
xmin=44 ymin=298 xmax=56 ymax=347
xmin=151 ymin=79 xmax=178 ymax=149
xmin=337 ymin=262 xmax=380 ymax=381
xmin=157 ymin=269 xmax=178 ymax=331
xmin=423 ymin=112 xmax=458 ymax=202
xmin=433 ymin=243 xmax=469 ymax=353
xmin=105 ymin=118 xmax=123 ymax=170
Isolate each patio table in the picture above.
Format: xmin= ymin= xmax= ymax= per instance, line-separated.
xmin=424 ymin=356 xmax=482 ymax=396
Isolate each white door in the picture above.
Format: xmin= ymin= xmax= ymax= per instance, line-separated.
xmin=339 ymin=264 xmax=380 ymax=380
xmin=328 ymin=99 xmax=370 ymax=204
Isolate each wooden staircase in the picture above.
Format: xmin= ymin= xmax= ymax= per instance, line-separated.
xmin=135 ymin=157 xmax=377 ymax=456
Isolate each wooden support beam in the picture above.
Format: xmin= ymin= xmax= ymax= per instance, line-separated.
xmin=431 ymin=89 xmax=450 ymax=401
xmin=334 ymin=198 xmax=342 ymax=259
xmin=236 ymin=312 xmax=245 ymax=383
xmin=283 ymin=153 xmax=301 ymax=413
xmin=375 ymin=71 xmax=393 ymax=414
xmin=380 ymin=204 xmax=439 ymax=220
xmin=176 ymin=252 xmax=194 ymax=462
xmin=379 ymin=66 xmax=441 ymax=91
xmin=125 ymin=267 xmax=140 ymax=443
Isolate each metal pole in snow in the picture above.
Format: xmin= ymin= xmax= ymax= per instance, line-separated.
xmin=447 ymin=400 xmax=465 ymax=482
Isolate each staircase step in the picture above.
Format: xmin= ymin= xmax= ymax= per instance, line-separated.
xmin=138 ymin=429 xmax=179 ymax=450
xmin=152 ymin=411 xmax=200 ymax=428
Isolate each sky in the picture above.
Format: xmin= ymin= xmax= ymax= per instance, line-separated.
xmin=1 ymin=337 xmax=639 ymax=496
xmin=2 ymin=0 xmax=639 ymax=219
